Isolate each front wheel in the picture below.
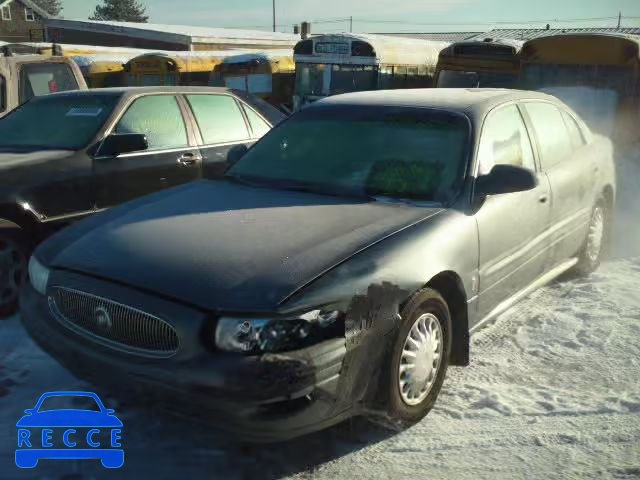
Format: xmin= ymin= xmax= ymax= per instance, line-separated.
xmin=386 ymin=288 xmax=452 ymax=425
xmin=573 ymin=199 xmax=608 ymax=276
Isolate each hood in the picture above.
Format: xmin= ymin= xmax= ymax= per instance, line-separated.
xmin=0 ymin=149 xmax=76 ymax=191
xmin=45 ymin=180 xmax=441 ymax=311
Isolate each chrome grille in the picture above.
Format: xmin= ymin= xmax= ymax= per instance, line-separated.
xmin=48 ymin=287 xmax=179 ymax=357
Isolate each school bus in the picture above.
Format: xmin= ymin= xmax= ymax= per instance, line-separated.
xmin=212 ymin=51 xmax=295 ymax=112
xmin=69 ymin=54 xmax=140 ymax=88
xmin=520 ymin=33 xmax=640 ymax=142
xmin=293 ymin=33 xmax=449 ymax=110
xmin=435 ymin=39 xmax=523 ymax=88
xmin=123 ymin=51 xmax=241 ymax=86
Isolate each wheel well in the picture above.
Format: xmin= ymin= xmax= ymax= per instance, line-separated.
xmin=425 ymin=271 xmax=469 ymax=366
xmin=0 ymin=204 xmax=40 ymax=239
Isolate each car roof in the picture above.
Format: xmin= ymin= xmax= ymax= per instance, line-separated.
xmin=312 ymin=88 xmax=565 ymax=121
xmin=47 ymin=86 xmax=237 ymax=98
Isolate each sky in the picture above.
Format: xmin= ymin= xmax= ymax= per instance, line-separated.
xmin=61 ymin=0 xmax=640 ymax=33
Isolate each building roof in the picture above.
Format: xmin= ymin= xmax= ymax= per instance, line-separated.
xmin=9 ymin=0 xmax=52 ymax=19
xmin=467 ymin=27 xmax=640 ymax=41
xmin=44 ymin=19 xmax=299 ymax=48
xmin=370 ymin=32 xmax=482 ymax=42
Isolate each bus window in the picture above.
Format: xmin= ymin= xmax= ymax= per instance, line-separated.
xmin=19 ymin=63 xmax=79 ymax=104
xmin=330 ymin=65 xmax=377 ymax=95
xmin=379 ymin=66 xmax=394 ymax=89
xmin=437 ymin=70 xmax=517 ymax=88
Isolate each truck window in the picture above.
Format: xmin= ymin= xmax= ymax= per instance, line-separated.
xmin=0 ymin=75 xmax=5 ymax=112
xmin=19 ymin=63 xmax=80 ymax=104
xmin=477 ymin=105 xmax=535 ymax=176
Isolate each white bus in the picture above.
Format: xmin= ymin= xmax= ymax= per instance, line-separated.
xmin=293 ymin=33 xmax=449 ymax=110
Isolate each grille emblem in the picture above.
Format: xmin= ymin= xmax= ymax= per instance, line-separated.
xmin=94 ymin=306 xmax=113 ymax=330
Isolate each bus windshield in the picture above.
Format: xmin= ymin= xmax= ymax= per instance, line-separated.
xmin=521 ymin=64 xmax=633 ymax=135
xmin=437 ymin=69 xmax=517 ymax=88
xmin=295 ymin=63 xmax=378 ymax=97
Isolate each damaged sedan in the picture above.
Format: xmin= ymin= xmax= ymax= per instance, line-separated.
xmin=19 ymin=89 xmax=615 ymax=441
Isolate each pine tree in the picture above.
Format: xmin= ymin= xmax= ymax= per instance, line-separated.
xmin=89 ymin=0 xmax=149 ymax=23
xmin=32 ymin=0 xmax=63 ymax=16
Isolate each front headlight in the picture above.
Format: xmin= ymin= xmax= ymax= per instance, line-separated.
xmin=215 ymin=309 xmax=343 ymax=354
xmin=28 ymin=256 xmax=50 ymax=295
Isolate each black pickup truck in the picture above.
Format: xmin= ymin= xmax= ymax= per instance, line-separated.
xmin=0 ymin=86 xmax=284 ymax=316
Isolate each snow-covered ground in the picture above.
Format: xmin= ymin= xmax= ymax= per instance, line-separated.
xmin=1 ymin=151 xmax=639 ymax=480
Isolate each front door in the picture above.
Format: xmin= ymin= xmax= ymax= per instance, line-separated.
xmin=94 ymin=94 xmax=201 ymax=209
xmin=475 ymin=104 xmax=552 ymax=320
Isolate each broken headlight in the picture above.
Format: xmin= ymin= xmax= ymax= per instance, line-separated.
xmin=215 ymin=310 xmax=343 ymax=354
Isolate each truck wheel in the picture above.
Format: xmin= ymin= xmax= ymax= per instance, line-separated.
xmin=573 ymin=198 xmax=608 ymax=276
xmin=0 ymin=229 xmax=29 ymax=319
xmin=385 ymin=288 xmax=452 ymax=426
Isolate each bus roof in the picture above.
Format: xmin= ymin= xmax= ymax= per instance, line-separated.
xmin=222 ymin=50 xmax=293 ymax=64
xmin=522 ymin=33 xmax=640 ymax=62
xmin=295 ymin=33 xmax=450 ymax=66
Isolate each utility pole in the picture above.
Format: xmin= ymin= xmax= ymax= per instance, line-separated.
xmin=273 ymin=0 xmax=276 ymax=32
xmin=617 ymin=11 xmax=621 ymax=29
xmin=349 ymin=16 xmax=353 ymax=33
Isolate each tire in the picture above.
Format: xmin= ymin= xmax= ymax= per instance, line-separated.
xmin=0 ymin=228 xmax=29 ymax=319
xmin=385 ymin=288 xmax=452 ymax=426
xmin=573 ymin=197 xmax=608 ymax=276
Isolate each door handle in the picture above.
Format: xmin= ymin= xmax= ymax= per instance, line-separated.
xmin=538 ymin=194 xmax=549 ymax=204
xmin=177 ymin=152 xmax=199 ymax=166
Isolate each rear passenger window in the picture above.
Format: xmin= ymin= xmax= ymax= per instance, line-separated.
xmin=477 ymin=105 xmax=535 ymax=176
xmin=186 ymin=94 xmax=249 ymax=145
xmin=523 ymin=102 xmax=573 ymax=170
xmin=243 ymin=105 xmax=271 ymax=138
xmin=562 ymin=111 xmax=586 ymax=149
xmin=116 ymin=95 xmax=188 ymax=150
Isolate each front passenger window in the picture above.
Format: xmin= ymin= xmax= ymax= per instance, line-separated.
xmin=116 ymin=95 xmax=188 ymax=150
xmin=477 ymin=105 xmax=535 ymax=176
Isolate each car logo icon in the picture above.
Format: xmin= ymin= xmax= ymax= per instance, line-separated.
xmin=95 ymin=306 xmax=112 ymax=330
xmin=15 ymin=391 xmax=124 ymax=468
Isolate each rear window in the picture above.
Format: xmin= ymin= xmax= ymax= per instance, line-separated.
xmin=19 ymin=63 xmax=80 ymax=104
xmin=0 ymin=94 xmax=119 ymax=151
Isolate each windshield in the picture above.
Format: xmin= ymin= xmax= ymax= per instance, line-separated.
xmin=437 ymin=69 xmax=518 ymax=88
xmin=37 ymin=395 xmax=101 ymax=412
xmin=19 ymin=63 xmax=80 ymax=104
xmin=0 ymin=94 xmax=119 ymax=151
xmin=295 ymin=63 xmax=327 ymax=97
xmin=228 ymin=106 xmax=469 ymax=203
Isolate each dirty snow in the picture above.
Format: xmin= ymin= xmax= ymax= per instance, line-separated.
xmin=1 ymin=151 xmax=640 ymax=479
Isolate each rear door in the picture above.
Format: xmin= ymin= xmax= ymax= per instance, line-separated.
xmin=94 ymin=94 xmax=202 ymax=209
xmin=183 ymin=93 xmax=257 ymax=179
xmin=475 ymin=103 xmax=552 ymax=319
xmin=521 ymin=102 xmax=592 ymax=268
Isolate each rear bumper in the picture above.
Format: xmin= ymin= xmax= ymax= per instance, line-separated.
xmin=20 ymin=283 xmax=352 ymax=442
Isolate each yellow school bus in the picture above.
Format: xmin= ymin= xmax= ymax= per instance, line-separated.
xmin=435 ymin=39 xmax=523 ymax=88
xmin=69 ymin=54 xmax=140 ymax=88
xmin=124 ymin=51 xmax=239 ymax=86
xmin=212 ymin=51 xmax=295 ymax=112
xmin=520 ymin=33 xmax=640 ymax=142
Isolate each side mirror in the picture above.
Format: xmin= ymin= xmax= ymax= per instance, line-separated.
xmin=99 ymin=133 xmax=148 ymax=157
xmin=227 ymin=144 xmax=248 ymax=168
xmin=24 ymin=409 xmax=34 ymax=414
xmin=475 ymin=164 xmax=537 ymax=197
xmin=105 ymin=409 xmax=115 ymax=414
